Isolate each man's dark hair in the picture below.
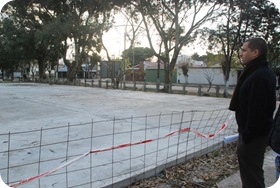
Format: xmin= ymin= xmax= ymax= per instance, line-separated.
xmin=246 ymin=38 xmax=268 ymax=57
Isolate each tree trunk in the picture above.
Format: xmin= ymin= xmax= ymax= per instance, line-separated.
xmin=67 ymin=64 xmax=77 ymax=82
xmin=184 ymin=75 xmax=188 ymax=84
xmin=38 ymin=60 xmax=46 ymax=80
xmin=223 ymin=79 xmax=229 ymax=98
xmin=164 ymin=68 xmax=170 ymax=92
xmin=222 ymin=58 xmax=231 ymax=98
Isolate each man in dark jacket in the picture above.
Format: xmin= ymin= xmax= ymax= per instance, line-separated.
xmin=229 ymin=38 xmax=276 ymax=188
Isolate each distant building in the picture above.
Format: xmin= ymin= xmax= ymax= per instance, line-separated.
xmin=176 ymin=55 xmax=206 ymax=67
xmin=57 ymin=64 xmax=68 ymax=78
xmin=177 ymin=67 xmax=238 ymax=86
xmin=100 ymin=60 xmax=121 ymax=78
xmin=192 ymin=60 xmax=205 ymax=67
xmin=144 ymin=61 xmax=177 ymax=83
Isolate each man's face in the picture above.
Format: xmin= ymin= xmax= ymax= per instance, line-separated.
xmin=239 ymin=42 xmax=259 ymax=65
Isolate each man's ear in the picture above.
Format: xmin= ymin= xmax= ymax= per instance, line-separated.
xmin=253 ymin=49 xmax=260 ymax=58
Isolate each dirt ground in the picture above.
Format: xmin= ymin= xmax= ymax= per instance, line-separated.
xmin=128 ymin=143 xmax=239 ymax=188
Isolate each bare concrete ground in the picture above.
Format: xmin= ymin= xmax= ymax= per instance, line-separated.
xmin=0 ymin=82 xmax=237 ymax=188
xmin=0 ymin=82 xmax=232 ymax=133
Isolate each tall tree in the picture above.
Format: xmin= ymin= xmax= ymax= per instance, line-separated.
xmin=203 ymin=0 xmax=280 ymax=97
xmin=42 ymin=0 xmax=130 ymax=81
xmin=2 ymin=0 xmax=61 ymax=79
xmin=34 ymin=0 xmax=109 ymax=81
xmin=2 ymin=0 xmax=129 ymax=80
xmin=100 ymin=5 xmax=149 ymax=87
xmin=0 ymin=10 xmax=35 ymax=79
xmin=131 ymin=0 xmax=221 ymax=92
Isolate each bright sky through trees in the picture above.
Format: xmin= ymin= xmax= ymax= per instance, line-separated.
xmin=101 ymin=0 xmax=280 ymax=60
xmin=1 ymin=0 xmax=279 ymax=60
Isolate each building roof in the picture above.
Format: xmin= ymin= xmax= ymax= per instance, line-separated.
xmin=144 ymin=61 xmax=165 ymax=70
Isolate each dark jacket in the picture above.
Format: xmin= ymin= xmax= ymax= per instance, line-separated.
xmin=229 ymin=57 xmax=276 ymax=143
xmin=269 ymin=106 xmax=280 ymax=154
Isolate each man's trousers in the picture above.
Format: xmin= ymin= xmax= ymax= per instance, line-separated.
xmin=237 ymin=134 xmax=268 ymax=188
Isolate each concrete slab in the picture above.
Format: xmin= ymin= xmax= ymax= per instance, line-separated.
xmin=0 ymin=82 xmax=238 ymax=188
xmin=0 ymin=82 xmax=231 ymax=133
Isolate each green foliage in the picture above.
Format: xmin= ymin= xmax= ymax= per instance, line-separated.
xmin=0 ymin=17 xmax=34 ymax=70
xmin=122 ymin=47 xmax=154 ymax=65
xmin=191 ymin=53 xmax=201 ymax=61
xmin=0 ymin=0 xmax=128 ymax=79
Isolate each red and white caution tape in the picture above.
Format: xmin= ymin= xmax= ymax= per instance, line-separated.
xmin=9 ymin=114 xmax=233 ymax=187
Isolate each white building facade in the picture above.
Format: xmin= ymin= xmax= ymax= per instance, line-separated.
xmin=177 ymin=67 xmax=238 ymax=86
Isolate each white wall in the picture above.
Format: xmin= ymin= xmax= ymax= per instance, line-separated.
xmin=177 ymin=67 xmax=238 ymax=86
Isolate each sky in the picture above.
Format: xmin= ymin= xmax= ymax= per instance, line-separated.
xmin=102 ymin=0 xmax=280 ymax=60
xmin=271 ymin=0 xmax=280 ymax=9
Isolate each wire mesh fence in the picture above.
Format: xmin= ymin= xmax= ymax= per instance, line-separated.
xmin=0 ymin=109 xmax=237 ymax=188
